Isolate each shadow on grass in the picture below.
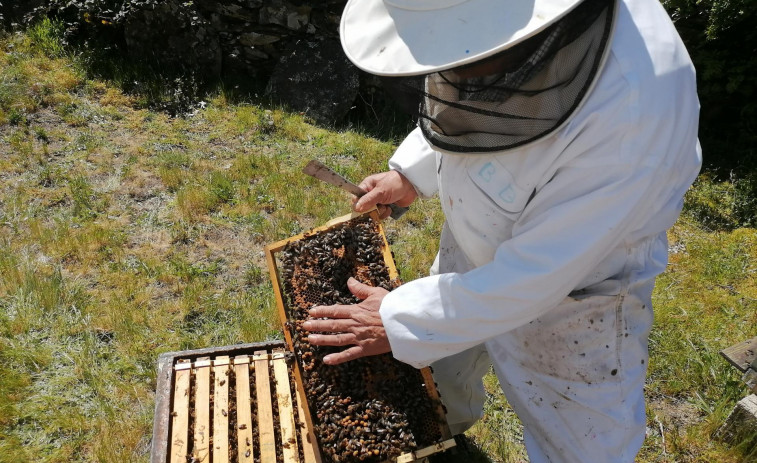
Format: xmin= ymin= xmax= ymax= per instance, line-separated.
xmin=62 ymin=21 xmax=757 ymax=230
xmin=67 ymin=27 xmax=416 ymax=142
xmin=429 ymin=435 xmax=496 ymax=463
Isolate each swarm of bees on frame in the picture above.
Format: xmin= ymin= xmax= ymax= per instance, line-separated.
xmin=278 ymin=216 xmax=445 ymax=463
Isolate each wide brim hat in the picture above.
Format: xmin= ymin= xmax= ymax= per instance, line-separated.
xmin=340 ymin=0 xmax=587 ymax=76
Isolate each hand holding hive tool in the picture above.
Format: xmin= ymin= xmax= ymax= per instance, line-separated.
xmin=302 ymin=159 xmax=409 ymax=219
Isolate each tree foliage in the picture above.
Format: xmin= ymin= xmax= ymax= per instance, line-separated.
xmin=662 ymin=0 xmax=757 ymax=172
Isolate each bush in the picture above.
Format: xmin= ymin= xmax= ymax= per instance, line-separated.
xmin=662 ymin=0 xmax=757 ymax=172
xmin=35 ymin=0 xmax=160 ymax=29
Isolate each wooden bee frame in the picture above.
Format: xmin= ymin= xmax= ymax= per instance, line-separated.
xmin=264 ymin=210 xmax=455 ymax=463
xmin=151 ymin=341 xmax=322 ymax=463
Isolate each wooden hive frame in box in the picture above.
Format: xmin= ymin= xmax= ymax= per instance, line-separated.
xmin=264 ymin=210 xmax=455 ymax=463
xmin=151 ymin=341 xmax=322 ymax=463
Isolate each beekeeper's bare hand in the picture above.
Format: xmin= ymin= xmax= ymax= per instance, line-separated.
xmin=352 ymin=170 xmax=417 ymax=219
xmin=304 ymin=277 xmax=390 ymax=365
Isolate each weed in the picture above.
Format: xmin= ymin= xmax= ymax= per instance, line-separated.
xmin=168 ymin=254 xmax=222 ymax=282
xmin=7 ymin=108 xmax=25 ymax=126
xmin=169 ymin=220 xmax=200 ymax=245
xmin=7 ymin=129 xmax=35 ymax=164
xmin=209 ymin=171 xmax=235 ymax=204
xmin=230 ymin=105 xmax=263 ymax=135
xmin=26 ymin=18 xmax=66 ymax=59
xmin=69 ymin=175 xmax=99 ymax=219
xmin=243 ymin=263 xmax=266 ymax=286
xmin=33 ymin=126 xmax=49 ymax=143
xmin=59 ymin=101 xmax=94 ymax=127
xmin=155 ymin=150 xmax=193 ymax=192
xmin=156 ymin=150 xmax=192 ymax=169
xmin=466 ymin=371 xmax=527 ymax=462
xmin=176 ymin=184 xmax=217 ymax=221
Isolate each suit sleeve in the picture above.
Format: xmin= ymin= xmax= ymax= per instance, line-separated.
xmin=380 ymin=139 xmax=698 ymax=368
xmin=388 ymin=127 xmax=440 ymax=199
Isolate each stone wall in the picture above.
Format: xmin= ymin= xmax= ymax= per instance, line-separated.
xmin=123 ymin=0 xmax=360 ymax=123
xmin=195 ymin=0 xmax=346 ymax=77
xmin=0 ymin=0 xmax=46 ymax=25
xmin=5 ymin=0 xmax=369 ymax=124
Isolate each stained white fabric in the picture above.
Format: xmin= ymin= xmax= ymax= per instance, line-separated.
xmin=378 ymin=0 xmax=702 ymax=461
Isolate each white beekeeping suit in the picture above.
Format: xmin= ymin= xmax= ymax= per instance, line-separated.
xmin=336 ymin=0 xmax=702 ymax=461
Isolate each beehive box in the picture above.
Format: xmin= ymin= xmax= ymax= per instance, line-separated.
xmin=151 ymin=341 xmax=323 ymax=463
xmin=265 ymin=210 xmax=455 ymax=463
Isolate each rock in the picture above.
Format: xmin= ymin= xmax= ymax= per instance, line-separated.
xmin=718 ymin=393 xmax=757 ymax=448
xmin=123 ymin=0 xmax=222 ymax=80
xmin=204 ymin=3 xmax=257 ymax=22
xmin=0 ymin=0 xmax=45 ymax=25
xmin=242 ymin=46 xmax=270 ymax=60
xmin=239 ymin=32 xmax=280 ymax=47
xmin=287 ymin=6 xmax=312 ymax=30
xmin=39 ymin=0 xmax=366 ymax=118
xmin=266 ymin=39 xmax=359 ymax=125
xmin=259 ymin=3 xmax=289 ymax=27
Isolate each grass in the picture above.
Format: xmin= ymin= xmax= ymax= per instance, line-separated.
xmin=1 ymin=19 xmax=756 ymax=462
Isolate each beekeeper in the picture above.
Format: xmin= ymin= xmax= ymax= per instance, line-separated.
xmin=303 ymin=0 xmax=702 ymax=460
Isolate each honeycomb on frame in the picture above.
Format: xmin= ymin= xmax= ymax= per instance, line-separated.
xmin=150 ymin=341 xmax=323 ymax=463
xmin=265 ymin=210 xmax=455 ymax=463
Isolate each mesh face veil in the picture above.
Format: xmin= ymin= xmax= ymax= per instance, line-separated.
xmin=382 ymin=0 xmax=617 ymax=153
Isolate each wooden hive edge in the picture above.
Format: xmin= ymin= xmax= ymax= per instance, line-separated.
xmin=395 ymin=438 xmax=457 ymax=463
xmin=151 ymin=353 xmax=175 ymax=463
xmin=419 ymin=367 xmax=453 ymax=441
xmin=150 ymin=341 xmax=287 ymax=463
xmin=264 ymin=210 xmax=378 ymax=255
xmin=264 ymin=210 xmax=457 ymax=462
xmin=264 ymin=209 xmax=389 ymax=350
xmin=720 ymin=336 xmax=757 ymax=373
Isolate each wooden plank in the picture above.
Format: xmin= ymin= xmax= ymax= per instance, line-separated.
xmin=193 ymin=358 xmax=212 ymax=463
xmin=272 ymin=350 xmax=299 ymax=463
xmin=154 ymin=341 xmax=285 ymax=365
xmin=374 ymin=212 xmax=400 ymax=282
xmin=151 ymin=353 xmax=175 ymax=463
xmin=265 ymin=236 xmax=296 ymax=352
xmin=255 ymin=351 xmax=277 ymax=463
xmin=235 ymin=355 xmax=255 ymax=463
xmin=213 ymin=356 xmax=230 ymax=463
xmin=150 ymin=341 xmax=287 ymax=463
xmin=720 ymin=337 xmax=757 ymax=372
xmin=396 ymin=438 xmax=457 ymax=462
xmin=170 ymin=361 xmax=192 ymax=463
xmin=293 ymin=376 xmax=321 ymax=463
xmin=264 ymin=210 xmax=377 ymax=255
xmin=419 ymin=367 xmax=453 ymax=441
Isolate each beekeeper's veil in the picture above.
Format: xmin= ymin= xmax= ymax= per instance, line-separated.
xmin=340 ymin=0 xmax=617 ymax=153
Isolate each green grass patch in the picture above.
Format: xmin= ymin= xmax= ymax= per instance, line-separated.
xmin=685 ymin=171 xmax=757 ymax=230
xmin=1 ymin=19 xmax=756 ymax=463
